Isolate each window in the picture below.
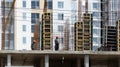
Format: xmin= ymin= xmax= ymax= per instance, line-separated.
xmin=23 ymin=37 xmax=26 ymax=44
xmin=58 ymin=25 xmax=64 ymax=32
xmin=93 ymin=37 xmax=100 ymax=45
xmin=31 ymin=13 xmax=39 ymax=24
xmin=93 ymin=37 xmax=97 ymax=44
xmin=31 ymin=1 xmax=39 ymax=9
xmin=82 ymin=5 xmax=85 ymax=12
xmin=71 ymin=27 xmax=74 ymax=33
xmin=47 ymin=0 xmax=52 ymax=9
xmin=23 ymin=13 xmax=26 ymax=19
xmin=93 ymin=12 xmax=99 ymax=18
xmin=59 ymin=37 xmax=64 ymax=44
xmin=71 ymin=39 xmax=74 ymax=44
xmin=31 ymin=25 xmax=35 ymax=33
xmin=58 ymin=1 xmax=64 ymax=8
xmin=93 ymin=21 xmax=100 ymax=27
xmin=58 ymin=13 xmax=64 ymax=20
xmin=31 ymin=37 xmax=34 ymax=43
xmin=93 ymin=29 xmax=100 ymax=36
xmin=23 ymin=1 xmax=26 ymax=8
xmin=93 ymin=3 xmax=99 ymax=10
xmin=71 ymin=15 xmax=77 ymax=21
xmin=22 ymin=25 xmax=26 ymax=32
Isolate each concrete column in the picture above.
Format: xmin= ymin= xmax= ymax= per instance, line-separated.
xmin=41 ymin=58 xmax=44 ymax=67
xmin=77 ymin=58 xmax=81 ymax=67
xmin=7 ymin=55 xmax=11 ymax=66
xmin=84 ymin=55 xmax=89 ymax=67
xmin=119 ymin=59 xmax=120 ymax=67
xmin=45 ymin=55 xmax=49 ymax=67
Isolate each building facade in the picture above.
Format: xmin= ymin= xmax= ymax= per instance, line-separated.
xmin=52 ymin=0 xmax=78 ymax=50
xmin=0 ymin=0 xmax=119 ymax=51
xmin=0 ymin=0 xmax=78 ymax=50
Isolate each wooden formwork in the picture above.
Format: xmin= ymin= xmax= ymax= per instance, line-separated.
xmin=117 ymin=20 xmax=120 ymax=51
xmin=41 ymin=12 xmax=52 ymax=50
xmin=105 ymin=26 xmax=117 ymax=51
xmin=43 ymin=33 xmax=52 ymax=37
xmin=83 ymin=13 xmax=92 ymax=50
xmin=74 ymin=13 xmax=92 ymax=51
xmin=74 ymin=21 xmax=84 ymax=51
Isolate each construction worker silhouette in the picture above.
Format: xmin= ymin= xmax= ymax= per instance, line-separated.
xmin=31 ymin=40 xmax=37 ymax=50
xmin=55 ymin=36 xmax=59 ymax=50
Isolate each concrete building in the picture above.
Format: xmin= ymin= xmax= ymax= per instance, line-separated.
xmin=0 ymin=0 xmax=78 ymax=50
xmin=0 ymin=50 xmax=120 ymax=67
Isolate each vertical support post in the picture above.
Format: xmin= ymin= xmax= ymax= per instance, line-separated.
xmin=118 ymin=59 xmax=120 ymax=67
xmin=77 ymin=58 xmax=81 ymax=67
xmin=7 ymin=55 xmax=11 ymax=66
xmin=45 ymin=55 xmax=49 ymax=67
xmin=84 ymin=55 xmax=89 ymax=67
xmin=40 ymin=58 xmax=44 ymax=67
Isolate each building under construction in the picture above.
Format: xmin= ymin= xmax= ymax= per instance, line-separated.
xmin=1 ymin=0 xmax=120 ymax=67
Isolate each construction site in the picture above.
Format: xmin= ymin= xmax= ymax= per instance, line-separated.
xmin=1 ymin=0 xmax=120 ymax=67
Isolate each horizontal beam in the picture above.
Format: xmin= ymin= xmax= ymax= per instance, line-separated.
xmin=0 ymin=50 xmax=120 ymax=55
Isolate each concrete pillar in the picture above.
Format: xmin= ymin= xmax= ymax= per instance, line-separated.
xmin=41 ymin=58 xmax=44 ymax=67
xmin=118 ymin=59 xmax=120 ymax=67
xmin=84 ymin=55 xmax=89 ymax=67
xmin=45 ymin=55 xmax=49 ymax=67
xmin=7 ymin=55 xmax=11 ymax=66
xmin=77 ymin=58 xmax=81 ymax=67
xmin=0 ymin=58 xmax=3 ymax=67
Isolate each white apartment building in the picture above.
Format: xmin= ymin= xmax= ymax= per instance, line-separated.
xmin=0 ymin=0 xmax=78 ymax=50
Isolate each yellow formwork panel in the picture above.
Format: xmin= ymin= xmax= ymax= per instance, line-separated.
xmin=117 ymin=19 xmax=120 ymax=51
xmin=74 ymin=13 xmax=92 ymax=51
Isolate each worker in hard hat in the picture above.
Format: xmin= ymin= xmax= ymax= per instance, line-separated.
xmin=31 ymin=40 xmax=37 ymax=50
xmin=55 ymin=36 xmax=59 ymax=51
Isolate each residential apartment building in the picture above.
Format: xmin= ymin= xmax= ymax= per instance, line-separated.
xmin=0 ymin=0 xmax=78 ymax=50
xmin=1 ymin=0 xmax=119 ymax=51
